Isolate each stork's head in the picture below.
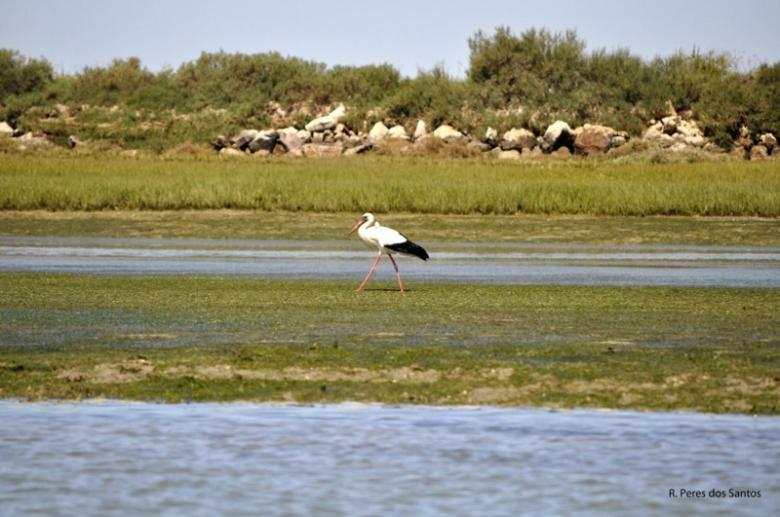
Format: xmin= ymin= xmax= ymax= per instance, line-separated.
xmin=349 ymin=212 xmax=374 ymax=234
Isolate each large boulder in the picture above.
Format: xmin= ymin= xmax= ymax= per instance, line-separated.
xmin=646 ymin=117 xmax=706 ymax=148
xmin=759 ymin=133 xmax=777 ymax=153
xmin=278 ymin=127 xmax=308 ymax=154
xmin=304 ymin=104 xmax=345 ymax=132
xmin=676 ymin=119 xmax=704 ymax=138
xmin=750 ymin=145 xmax=769 ymax=160
xmin=573 ymin=124 xmax=621 ymax=155
xmin=643 ymin=122 xmax=674 ymax=147
xmin=247 ymin=130 xmax=282 ymax=153
xmin=413 ymin=120 xmax=427 ymax=140
xmin=387 ymin=125 xmax=408 ymax=140
xmin=302 ymin=143 xmax=343 ymax=158
xmin=483 ymin=127 xmax=498 ymax=146
xmin=0 ymin=121 xmax=13 ymax=137
xmin=433 ymin=124 xmax=464 ymax=142
xmin=232 ymin=129 xmax=259 ymax=150
xmin=500 ymin=128 xmax=536 ymax=151
xmin=368 ymin=122 xmax=389 ymax=141
xmin=661 ymin=115 xmax=679 ymax=135
xmin=542 ymin=120 xmax=575 ymax=151
xmin=16 ymin=132 xmax=52 ymax=148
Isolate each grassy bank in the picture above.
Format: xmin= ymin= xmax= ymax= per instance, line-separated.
xmin=2 ymin=210 xmax=779 ymax=246
xmin=0 ymin=155 xmax=778 ymax=216
xmin=1 ymin=274 xmax=778 ymax=413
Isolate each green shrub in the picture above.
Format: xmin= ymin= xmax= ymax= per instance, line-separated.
xmin=0 ymin=49 xmax=53 ymax=102
xmin=1 ymin=27 xmax=778 ymax=151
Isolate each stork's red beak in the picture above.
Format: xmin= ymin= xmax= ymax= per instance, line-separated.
xmin=349 ymin=219 xmax=363 ymax=235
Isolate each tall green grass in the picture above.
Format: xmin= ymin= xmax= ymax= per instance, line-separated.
xmin=0 ymin=155 xmax=777 ymax=216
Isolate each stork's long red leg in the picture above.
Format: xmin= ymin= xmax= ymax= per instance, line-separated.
xmin=356 ymin=254 xmax=382 ymax=292
xmin=388 ymin=254 xmax=405 ymax=292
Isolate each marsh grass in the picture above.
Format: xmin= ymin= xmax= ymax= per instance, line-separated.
xmin=0 ymin=155 xmax=778 ymax=216
xmin=0 ymin=274 xmax=778 ymax=412
xmin=1 ymin=210 xmax=778 ymax=246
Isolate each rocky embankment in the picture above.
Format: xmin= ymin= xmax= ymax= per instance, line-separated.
xmin=1 ymin=101 xmax=778 ymax=160
xmin=208 ymin=103 xmax=777 ymax=160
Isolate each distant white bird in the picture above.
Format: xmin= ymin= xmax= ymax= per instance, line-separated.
xmin=349 ymin=212 xmax=429 ymax=292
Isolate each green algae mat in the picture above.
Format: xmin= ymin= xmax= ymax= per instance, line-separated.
xmin=1 ymin=274 xmax=777 ymax=413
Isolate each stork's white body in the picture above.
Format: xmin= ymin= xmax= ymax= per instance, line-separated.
xmin=356 ymin=220 xmax=406 ymax=254
xmin=349 ymin=213 xmax=428 ymax=292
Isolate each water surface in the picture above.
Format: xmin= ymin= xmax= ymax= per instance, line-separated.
xmin=0 ymin=402 xmax=777 ymax=516
xmin=1 ymin=237 xmax=778 ymax=287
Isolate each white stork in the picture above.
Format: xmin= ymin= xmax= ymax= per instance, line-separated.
xmin=349 ymin=213 xmax=429 ymax=292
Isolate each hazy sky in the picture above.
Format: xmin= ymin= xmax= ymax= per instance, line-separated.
xmin=2 ymin=0 xmax=779 ymax=76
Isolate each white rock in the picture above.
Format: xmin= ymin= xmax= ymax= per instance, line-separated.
xmin=297 ymin=129 xmax=312 ymax=143
xmin=750 ymin=145 xmax=769 ymax=160
xmin=643 ymin=122 xmax=674 ymax=147
xmin=387 ymin=125 xmax=408 ymax=140
xmin=232 ymin=129 xmax=259 ymax=150
xmin=17 ymin=132 xmax=51 ymax=147
xmin=759 ymin=133 xmax=777 ymax=150
xmin=304 ymin=104 xmax=345 ymax=132
xmin=610 ymin=135 xmax=627 ymax=148
xmin=484 ymin=127 xmax=498 ymax=143
xmin=433 ymin=125 xmax=463 ymax=142
xmin=543 ymin=120 xmax=574 ymax=147
xmin=0 ymin=122 xmax=13 ymax=136
xmin=413 ymin=120 xmax=427 ymax=140
xmin=683 ymin=135 xmax=706 ymax=147
xmin=661 ymin=115 xmax=680 ymax=134
xmin=278 ymin=129 xmax=303 ymax=152
xmin=369 ymin=122 xmax=389 ymax=141
xmin=501 ymin=128 xmax=536 ymax=150
xmin=676 ymin=119 xmax=703 ymax=139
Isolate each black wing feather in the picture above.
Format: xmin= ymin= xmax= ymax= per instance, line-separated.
xmin=384 ymin=239 xmax=429 ymax=261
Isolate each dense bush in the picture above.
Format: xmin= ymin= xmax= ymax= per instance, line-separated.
xmin=1 ymin=27 xmax=778 ymax=150
xmin=0 ymin=49 xmax=53 ymax=100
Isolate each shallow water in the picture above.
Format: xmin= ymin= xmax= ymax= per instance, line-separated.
xmin=0 ymin=402 xmax=777 ymax=516
xmin=1 ymin=237 xmax=778 ymax=287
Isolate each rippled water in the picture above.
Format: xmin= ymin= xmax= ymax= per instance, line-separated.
xmin=0 ymin=402 xmax=777 ymax=516
xmin=1 ymin=237 xmax=778 ymax=287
